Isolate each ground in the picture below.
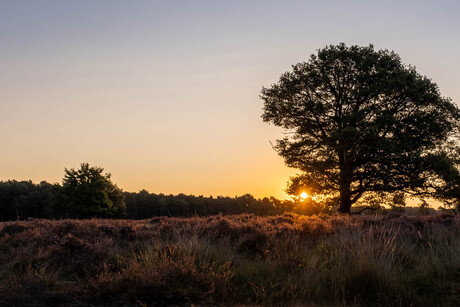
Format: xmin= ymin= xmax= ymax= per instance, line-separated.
xmin=0 ymin=213 xmax=459 ymax=306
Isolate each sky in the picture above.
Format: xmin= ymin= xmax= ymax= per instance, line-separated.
xmin=1 ymin=0 xmax=459 ymax=199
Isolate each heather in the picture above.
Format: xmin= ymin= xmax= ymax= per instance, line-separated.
xmin=0 ymin=213 xmax=459 ymax=306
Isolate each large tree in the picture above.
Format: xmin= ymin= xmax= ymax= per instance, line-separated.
xmin=261 ymin=43 xmax=460 ymax=213
xmin=55 ymin=163 xmax=126 ymax=218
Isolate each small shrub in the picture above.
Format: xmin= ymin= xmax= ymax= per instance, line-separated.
xmin=0 ymin=223 xmax=27 ymax=236
xmin=237 ymin=231 xmax=269 ymax=258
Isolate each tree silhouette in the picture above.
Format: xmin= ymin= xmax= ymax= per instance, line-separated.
xmin=0 ymin=180 xmax=57 ymax=220
xmin=261 ymin=43 xmax=460 ymax=213
xmin=55 ymin=163 xmax=126 ymax=218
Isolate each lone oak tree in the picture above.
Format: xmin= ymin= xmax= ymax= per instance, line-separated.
xmin=261 ymin=44 xmax=460 ymax=213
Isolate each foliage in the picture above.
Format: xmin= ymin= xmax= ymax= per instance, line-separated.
xmin=261 ymin=43 xmax=460 ymax=213
xmin=0 ymin=180 xmax=58 ymax=220
xmin=0 ymin=178 xmax=324 ymax=220
xmin=124 ymin=192 xmax=304 ymax=218
xmin=54 ymin=163 xmax=126 ymax=218
xmin=0 ymin=178 xmax=456 ymax=221
xmin=0 ymin=214 xmax=459 ymax=306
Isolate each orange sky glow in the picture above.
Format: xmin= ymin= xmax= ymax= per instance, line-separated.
xmin=1 ymin=1 xmax=459 ymax=200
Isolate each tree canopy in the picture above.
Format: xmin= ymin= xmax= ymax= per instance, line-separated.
xmin=55 ymin=163 xmax=126 ymax=218
xmin=0 ymin=180 xmax=57 ymax=220
xmin=261 ymin=43 xmax=460 ymax=213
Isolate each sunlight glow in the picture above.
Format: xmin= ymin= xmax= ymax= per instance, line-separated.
xmin=300 ymin=192 xmax=308 ymax=200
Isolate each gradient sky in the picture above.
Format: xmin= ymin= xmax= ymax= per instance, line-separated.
xmin=1 ymin=1 xmax=459 ymax=199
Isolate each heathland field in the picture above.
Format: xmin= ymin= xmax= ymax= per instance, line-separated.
xmin=1 ymin=213 xmax=459 ymax=306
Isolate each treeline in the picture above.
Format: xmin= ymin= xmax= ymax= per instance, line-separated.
xmin=0 ymin=181 xmax=57 ymax=220
xmin=0 ymin=180 xmax=323 ymax=221
xmin=0 ymin=176 xmax=446 ymax=221
xmin=124 ymin=190 xmax=313 ymax=218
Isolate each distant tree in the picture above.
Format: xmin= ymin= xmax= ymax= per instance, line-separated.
xmin=261 ymin=43 xmax=460 ymax=213
xmin=125 ymin=189 xmax=161 ymax=218
xmin=0 ymin=180 xmax=57 ymax=220
xmin=55 ymin=163 xmax=126 ymax=218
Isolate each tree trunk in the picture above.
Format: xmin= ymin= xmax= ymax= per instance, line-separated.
xmin=339 ymin=192 xmax=352 ymax=213
xmin=338 ymin=175 xmax=353 ymax=213
xmin=338 ymin=150 xmax=353 ymax=214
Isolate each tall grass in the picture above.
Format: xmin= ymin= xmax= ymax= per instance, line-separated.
xmin=0 ymin=213 xmax=458 ymax=306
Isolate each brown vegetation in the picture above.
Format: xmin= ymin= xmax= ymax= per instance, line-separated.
xmin=0 ymin=214 xmax=459 ymax=306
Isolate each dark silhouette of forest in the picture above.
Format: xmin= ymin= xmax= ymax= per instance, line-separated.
xmin=0 ymin=179 xmax=326 ymax=221
xmin=0 ymin=179 xmax=446 ymax=221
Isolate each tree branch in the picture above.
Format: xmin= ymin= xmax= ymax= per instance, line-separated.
xmin=350 ymin=206 xmax=379 ymax=215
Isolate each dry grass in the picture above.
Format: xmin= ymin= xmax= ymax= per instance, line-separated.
xmin=0 ymin=213 xmax=459 ymax=306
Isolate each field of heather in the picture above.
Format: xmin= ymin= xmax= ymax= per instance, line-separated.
xmin=0 ymin=214 xmax=459 ymax=306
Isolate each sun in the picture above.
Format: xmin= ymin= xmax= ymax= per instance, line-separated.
xmin=300 ymin=192 xmax=308 ymax=200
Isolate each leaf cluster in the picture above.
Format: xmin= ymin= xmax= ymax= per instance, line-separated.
xmin=55 ymin=163 xmax=126 ymax=218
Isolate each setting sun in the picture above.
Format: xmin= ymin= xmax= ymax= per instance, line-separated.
xmin=0 ymin=2 xmax=458 ymax=306
xmin=300 ymin=192 xmax=308 ymax=200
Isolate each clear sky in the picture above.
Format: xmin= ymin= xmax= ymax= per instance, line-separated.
xmin=1 ymin=0 xmax=459 ymax=199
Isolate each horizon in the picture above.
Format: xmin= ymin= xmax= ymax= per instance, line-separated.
xmin=1 ymin=1 xmax=459 ymax=200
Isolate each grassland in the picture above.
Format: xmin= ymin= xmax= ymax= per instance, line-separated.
xmin=0 ymin=213 xmax=459 ymax=306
